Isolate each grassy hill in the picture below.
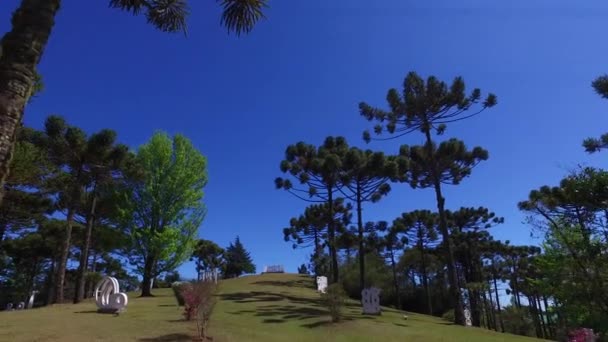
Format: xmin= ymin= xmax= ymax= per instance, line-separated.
xmin=0 ymin=273 xmax=544 ymax=341
xmin=210 ymin=273 xmax=543 ymax=342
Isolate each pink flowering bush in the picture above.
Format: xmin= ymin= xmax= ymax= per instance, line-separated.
xmin=568 ymin=328 xmax=598 ymax=342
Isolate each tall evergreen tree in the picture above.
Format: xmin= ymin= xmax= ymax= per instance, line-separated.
xmin=73 ymin=130 xmax=128 ymax=303
xmin=276 ymin=136 xmax=349 ymax=283
xmin=340 ymin=147 xmax=405 ymax=291
xmin=191 ymin=239 xmax=224 ymax=281
xmin=394 ymin=210 xmax=438 ymax=315
xmin=118 ymin=132 xmax=207 ymax=297
xmin=0 ymin=0 xmax=269 ymax=204
xmin=360 ymin=72 xmax=496 ymax=325
xmin=283 ymin=198 xmax=351 ymax=278
xmin=223 ymin=236 xmax=255 ymax=278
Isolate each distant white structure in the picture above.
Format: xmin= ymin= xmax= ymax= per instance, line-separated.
xmin=262 ymin=265 xmax=285 ymax=273
xmin=16 ymin=302 xmax=24 ymax=310
xmin=464 ymin=308 xmax=472 ymax=326
xmin=361 ymin=287 xmax=381 ymax=315
xmin=26 ymin=290 xmax=38 ymax=309
xmin=316 ymin=276 xmax=327 ymax=294
xmin=94 ymin=276 xmax=128 ymax=313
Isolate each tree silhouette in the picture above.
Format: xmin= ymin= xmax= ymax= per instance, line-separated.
xmin=340 ymin=147 xmax=405 ymax=291
xmin=394 ymin=210 xmax=438 ymax=315
xmin=223 ymin=236 xmax=255 ymax=278
xmin=276 ymin=136 xmax=349 ymax=283
xmin=360 ymin=71 xmax=496 ymax=325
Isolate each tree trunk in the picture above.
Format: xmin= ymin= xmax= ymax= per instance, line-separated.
xmin=74 ymin=192 xmax=97 ymax=303
xmin=418 ymin=240 xmax=433 ymax=315
xmin=45 ymin=258 xmax=55 ymax=305
xmin=54 ymin=206 xmax=75 ymax=303
xmin=543 ymin=295 xmax=554 ymax=339
xmin=537 ymin=294 xmax=548 ymax=339
xmin=141 ymin=255 xmax=155 ymax=297
xmin=86 ymin=250 xmax=98 ymax=298
xmin=481 ymin=290 xmax=491 ymax=329
xmin=327 ymin=188 xmax=339 ymax=283
xmin=487 ymin=285 xmax=497 ymax=331
xmin=0 ymin=0 xmax=61 ymax=206
xmin=423 ymin=129 xmax=464 ymax=325
xmin=492 ymin=272 xmax=504 ymax=332
xmin=528 ymin=295 xmax=542 ymax=338
xmin=356 ymin=183 xmax=365 ymax=292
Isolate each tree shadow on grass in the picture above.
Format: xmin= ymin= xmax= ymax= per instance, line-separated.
xmin=251 ymin=278 xmax=315 ymax=290
xmin=393 ymin=323 xmax=409 ymax=328
xmin=74 ymin=310 xmax=97 ymax=314
xmin=137 ymin=333 xmax=191 ymax=341
xmin=219 ymin=291 xmax=321 ymax=306
xmin=158 ymin=304 xmax=178 ymax=307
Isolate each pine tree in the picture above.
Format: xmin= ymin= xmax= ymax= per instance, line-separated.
xmin=223 ymin=236 xmax=255 ymax=278
xmin=276 ymin=137 xmax=349 ymax=283
xmin=298 ymin=264 xmax=309 ymax=275
xmin=360 ymin=72 xmax=496 ymax=325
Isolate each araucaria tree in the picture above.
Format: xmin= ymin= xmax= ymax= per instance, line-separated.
xmin=340 ymin=148 xmax=405 ymax=291
xmin=360 ymin=71 xmax=496 ymax=325
xmin=276 ymin=136 xmax=349 ymax=283
xmin=0 ymin=0 xmax=268 ymax=207
xmin=118 ymin=132 xmax=207 ymax=297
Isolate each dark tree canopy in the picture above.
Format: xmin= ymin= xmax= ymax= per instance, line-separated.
xmin=223 ymin=236 xmax=256 ymax=278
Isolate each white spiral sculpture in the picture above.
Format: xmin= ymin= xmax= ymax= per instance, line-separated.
xmin=94 ymin=276 xmax=128 ymax=312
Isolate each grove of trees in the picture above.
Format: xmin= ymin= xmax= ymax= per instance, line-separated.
xmin=277 ymin=71 xmax=608 ymax=339
xmin=0 ymin=117 xmax=208 ymax=304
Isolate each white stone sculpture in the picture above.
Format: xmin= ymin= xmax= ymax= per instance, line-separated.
xmin=94 ymin=276 xmax=128 ymax=313
xmin=16 ymin=302 xmax=24 ymax=310
xmin=361 ymin=287 xmax=381 ymax=315
xmin=5 ymin=303 xmax=13 ymax=311
xmin=316 ymin=276 xmax=328 ymax=294
xmin=27 ymin=290 xmax=39 ymax=309
xmin=464 ymin=308 xmax=472 ymax=327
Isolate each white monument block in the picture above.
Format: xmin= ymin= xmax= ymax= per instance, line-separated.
xmin=27 ymin=290 xmax=38 ymax=309
xmin=94 ymin=276 xmax=128 ymax=313
xmin=464 ymin=308 xmax=472 ymax=327
xmin=361 ymin=287 xmax=381 ymax=315
xmin=316 ymin=276 xmax=328 ymax=294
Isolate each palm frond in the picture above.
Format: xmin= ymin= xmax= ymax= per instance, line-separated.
xmin=218 ymin=0 xmax=268 ymax=36
xmin=146 ymin=0 xmax=190 ymax=34
xmin=108 ymin=0 xmax=147 ymax=15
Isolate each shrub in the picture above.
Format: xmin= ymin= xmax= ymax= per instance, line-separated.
xmin=321 ymin=283 xmax=347 ymax=322
xmin=568 ymin=328 xmax=598 ymax=342
xmin=180 ymin=281 xmax=217 ymax=340
xmin=441 ymin=309 xmax=454 ymax=323
xmin=171 ymin=281 xmax=190 ymax=306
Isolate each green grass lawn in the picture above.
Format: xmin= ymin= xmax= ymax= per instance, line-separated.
xmin=210 ymin=273 xmax=545 ymax=342
xmin=0 ymin=288 xmax=193 ymax=342
xmin=0 ymin=273 xmax=545 ymax=341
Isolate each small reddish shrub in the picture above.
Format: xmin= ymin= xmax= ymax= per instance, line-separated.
xmin=179 ymin=281 xmax=217 ymax=340
xmin=569 ymin=328 xmax=598 ymax=342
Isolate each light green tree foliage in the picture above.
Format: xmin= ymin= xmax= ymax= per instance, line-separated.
xmin=119 ymin=132 xmax=207 ymax=296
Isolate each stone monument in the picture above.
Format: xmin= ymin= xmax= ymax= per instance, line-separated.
xmin=361 ymin=287 xmax=381 ymax=315
xmin=16 ymin=302 xmax=24 ymax=310
xmin=94 ymin=276 xmax=129 ymax=313
xmin=464 ymin=308 xmax=472 ymax=327
xmin=27 ymin=290 xmax=39 ymax=309
xmin=5 ymin=303 xmax=13 ymax=311
xmin=316 ymin=276 xmax=327 ymax=294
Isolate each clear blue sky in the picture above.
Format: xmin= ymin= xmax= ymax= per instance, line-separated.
xmin=2 ymin=0 xmax=608 ymax=280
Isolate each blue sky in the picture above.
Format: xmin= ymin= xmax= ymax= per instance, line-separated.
xmin=2 ymin=0 xmax=608 ymax=280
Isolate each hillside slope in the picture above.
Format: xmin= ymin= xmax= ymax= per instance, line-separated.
xmin=210 ymin=273 xmax=544 ymax=342
xmin=0 ymin=288 xmax=193 ymax=341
